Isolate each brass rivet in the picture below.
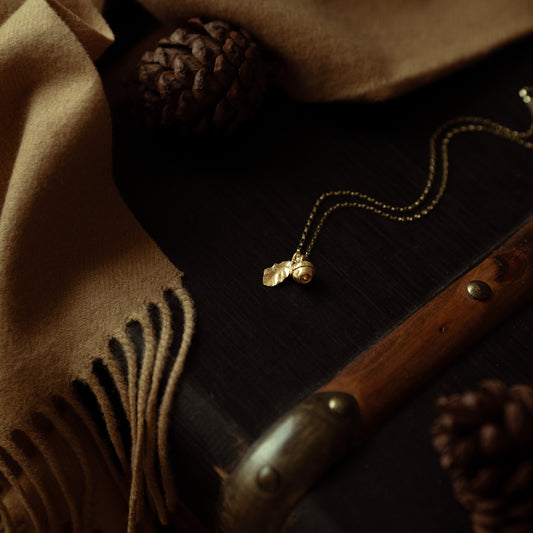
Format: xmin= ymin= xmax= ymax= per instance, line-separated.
xmin=327 ymin=395 xmax=353 ymax=417
xmin=467 ymin=280 xmax=492 ymax=301
xmin=256 ymin=465 xmax=280 ymax=492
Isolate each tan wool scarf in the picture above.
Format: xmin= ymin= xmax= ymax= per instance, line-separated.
xmin=0 ymin=1 xmax=194 ymax=531
xmin=1 ymin=0 xmax=532 ymax=531
xmin=139 ymin=0 xmax=533 ymax=101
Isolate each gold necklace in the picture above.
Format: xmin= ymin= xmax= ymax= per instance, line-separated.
xmin=263 ymin=88 xmax=533 ymax=287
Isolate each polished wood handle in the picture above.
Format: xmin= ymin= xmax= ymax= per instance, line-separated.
xmin=320 ymin=217 xmax=533 ymax=434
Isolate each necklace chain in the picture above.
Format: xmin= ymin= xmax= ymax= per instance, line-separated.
xmin=263 ymin=88 xmax=533 ymax=287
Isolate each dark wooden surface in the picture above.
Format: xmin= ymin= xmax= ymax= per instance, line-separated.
xmin=321 ymin=218 xmax=533 ymax=433
xmin=101 ymin=6 xmax=533 ymax=531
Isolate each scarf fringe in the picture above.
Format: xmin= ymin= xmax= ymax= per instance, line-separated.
xmin=0 ymin=286 xmax=195 ymax=532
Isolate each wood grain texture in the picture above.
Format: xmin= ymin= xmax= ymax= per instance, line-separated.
xmin=101 ymin=6 xmax=533 ymax=529
xmin=320 ymin=218 xmax=533 ymax=434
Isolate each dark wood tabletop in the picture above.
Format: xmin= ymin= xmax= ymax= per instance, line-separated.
xmin=101 ymin=5 xmax=533 ymax=531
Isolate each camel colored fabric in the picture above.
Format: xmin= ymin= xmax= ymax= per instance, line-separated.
xmin=0 ymin=1 xmax=194 ymax=531
xmin=138 ymin=0 xmax=533 ymax=101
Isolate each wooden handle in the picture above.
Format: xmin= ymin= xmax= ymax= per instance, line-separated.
xmin=320 ymin=217 xmax=533 ymax=434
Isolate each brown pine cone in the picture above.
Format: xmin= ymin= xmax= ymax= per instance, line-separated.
xmin=135 ymin=18 xmax=267 ymax=134
xmin=432 ymin=381 xmax=533 ymax=533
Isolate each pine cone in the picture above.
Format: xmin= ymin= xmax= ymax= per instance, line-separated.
xmin=135 ymin=18 xmax=267 ymax=134
xmin=432 ymin=381 xmax=533 ymax=533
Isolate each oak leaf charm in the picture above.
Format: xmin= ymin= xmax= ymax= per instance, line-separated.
xmin=262 ymin=261 xmax=292 ymax=287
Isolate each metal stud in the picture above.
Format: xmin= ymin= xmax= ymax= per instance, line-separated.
xmin=327 ymin=394 xmax=354 ymax=417
xmin=256 ymin=465 xmax=280 ymax=493
xmin=467 ymin=280 xmax=492 ymax=301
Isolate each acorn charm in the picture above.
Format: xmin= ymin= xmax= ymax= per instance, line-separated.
xmin=290 ymin=257 xmax=314 ymax=284
xmin=262 ymin=253 xmax=314 ymax=287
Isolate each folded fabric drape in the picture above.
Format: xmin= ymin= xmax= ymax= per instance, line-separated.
xmin=138 ymin=0 xmax=533 ymax=101
xmin=0 ymin=1 xmax=194 ymax=531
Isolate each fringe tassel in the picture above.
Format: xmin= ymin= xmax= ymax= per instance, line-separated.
xmin=46 ymin=401 xmax=95 ymax=533
xmin=0 ymin=446 xmax=42 ymax=533
xmin=114 ymin=329 xmax=139 ymax=452
xmin=102 ymin=346 xmax=132 ymax=441
xmin=86 ymin=367 xmax=130 ymax=474
xmin=141 ymin=297 xmax=174 ymax=525
xmin=128 ymin=307 xmax=161 ymax=530
xmin=68 ymin=386 xmax=129 ymax=502
xmin=0 ymin=493 xmax=15 ymax=533
xmin=0 ymin=287 xmax=195 ymax=532
xmin=29 ymin=413 xmax=84 ymax=533
xmin=158 ymin=287 xmax=196 ymax=511
xmin=6 ymin=431 xmax=55 ymax=531
xmin=127 ymin=321 xmax=156 ymax=531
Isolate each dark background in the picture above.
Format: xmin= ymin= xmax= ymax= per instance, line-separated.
xmin=100 ymin=5 xmax=533 ymax=531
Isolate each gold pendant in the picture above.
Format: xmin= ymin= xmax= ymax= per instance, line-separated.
xmin=263 ymin=253 xmax=315 ymax=287
xmin=262 ymin=260 xmax=292 ymax=287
